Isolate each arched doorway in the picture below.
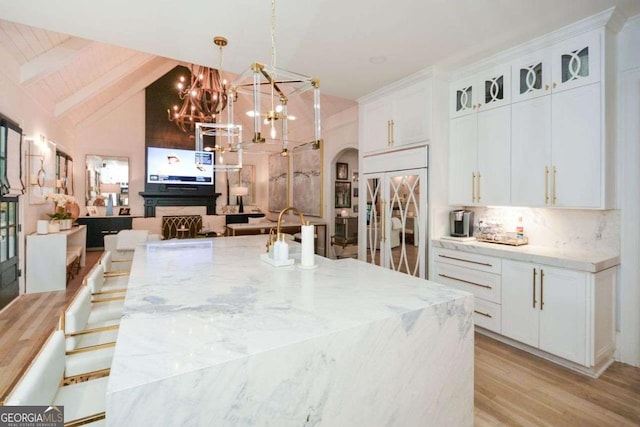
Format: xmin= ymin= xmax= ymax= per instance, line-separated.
xmin=330 ymin=147 xmax=358 ymax=259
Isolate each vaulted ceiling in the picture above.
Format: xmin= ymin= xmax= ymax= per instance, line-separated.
xmin=0 ymin=0 xmax=638 ymax=138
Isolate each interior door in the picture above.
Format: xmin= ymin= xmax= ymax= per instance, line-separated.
xmin=0 ymin=199 xmax=19 ymax=309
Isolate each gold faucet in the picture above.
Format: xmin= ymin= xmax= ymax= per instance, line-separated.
xmin=266 ymin=206 xmax=307 ymax=251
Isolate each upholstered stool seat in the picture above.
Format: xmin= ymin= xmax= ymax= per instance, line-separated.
xmin=3 ymin=330 xmax=107 ymax=425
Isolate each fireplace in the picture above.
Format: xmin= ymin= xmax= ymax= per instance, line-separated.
xmin=139 ymin=192 xmax=221 ymax=217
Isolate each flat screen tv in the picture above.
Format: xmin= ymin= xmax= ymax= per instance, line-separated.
xmin=146 ymin=147 xmax=214 ymax=185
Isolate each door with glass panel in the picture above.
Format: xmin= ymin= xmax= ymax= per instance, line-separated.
xmin=0 ymin=199 xmax=19 ymax=309
xmin=364 ymin=168 xmax=426 ymax=278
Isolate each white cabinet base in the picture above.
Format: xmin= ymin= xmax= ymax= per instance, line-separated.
xmin=476 ymin=327 xmax=615 ymax=379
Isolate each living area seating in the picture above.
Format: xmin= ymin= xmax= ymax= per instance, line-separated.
xmin=161 ymin=215 xmax=202 ymax=239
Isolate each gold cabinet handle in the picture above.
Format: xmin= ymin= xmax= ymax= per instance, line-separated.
xmin=438 ymin=273 xmax=493 ymax=289
xmin=387 ymin=121 xmax=391 ymax=146
xmin=553 ymin=82 xmax=557 ymax=88
xmin=552 ymin=166 xmax=557 ymax=204
xmin=532 ymin=268 xmax=537 ymax=309
xmin=540 ymin=269 xmax=545 ymax=310
xmin=472 ymin=172 xmax=476 ymax=203
xmin=474 ymin=310 xmax=493 ymax=318
xmin=390 ymin=120 xmax=394 ymax=146
xmin=544 ymin=166 xmax=549 ymax=204
xmin=477 ymin=103 xmax=482 ymax=109
xmin=472 ymin=104 xmax=477 ymax=109
xmin=437 ymin=254 xmax=493 ymax=267
xmin=545 ymin=84 xmax=550 ymax=91
xmin=476 ymin=172 xmax=481 ymax=203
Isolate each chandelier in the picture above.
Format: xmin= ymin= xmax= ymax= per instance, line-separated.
xmin=167 ymin=37 xmax=230 ymax=133
xmin=229 ymin=0 xmax=321 ymax=156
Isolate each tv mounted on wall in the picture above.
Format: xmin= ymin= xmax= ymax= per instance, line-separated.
xmin=146 ymin=147 xmax=214 ymax=186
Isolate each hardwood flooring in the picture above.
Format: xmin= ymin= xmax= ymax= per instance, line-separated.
xmin=0 ymin=251 xmax=101 ymax=399
xmin=0 ymin=255 xmax=638 ymax=426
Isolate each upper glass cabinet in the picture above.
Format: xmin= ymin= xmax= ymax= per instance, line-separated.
xmin=551 ymin=29 xmax=601 ymax=93
xmin=86 ymin=155 xmax=129 ymax=207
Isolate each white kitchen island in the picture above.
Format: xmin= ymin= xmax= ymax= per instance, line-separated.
xmin=106 ymin=236 xmax=474 ymax=426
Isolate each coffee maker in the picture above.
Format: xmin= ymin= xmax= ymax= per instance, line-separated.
xmin=450 ymin=210 xmax=474 ymax=237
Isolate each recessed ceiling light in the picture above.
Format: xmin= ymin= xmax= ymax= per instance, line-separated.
xmin=369 ymin=56 xmax=387 ymax=64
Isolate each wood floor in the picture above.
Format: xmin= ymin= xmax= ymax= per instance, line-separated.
xmin=0 ymin=254 xmax=639 ymax=426
xmin=0 ymin=251 xmax=101 ymax=399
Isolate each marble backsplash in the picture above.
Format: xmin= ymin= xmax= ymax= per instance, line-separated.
xmin=466 ymin=207 xmax=620 ymax=253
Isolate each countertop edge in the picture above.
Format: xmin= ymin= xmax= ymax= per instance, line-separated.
xmin=432 ymin=239 xmax=620 ymax=273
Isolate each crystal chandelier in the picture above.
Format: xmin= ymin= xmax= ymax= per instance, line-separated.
xmin=229 ymin=0 xmax=321 ymax=156
xmin=167 ymin=37 xmax=229 ymax=133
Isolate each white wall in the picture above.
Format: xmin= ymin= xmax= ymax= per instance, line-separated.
xmin=0 ymin=42 xmax=76 ymax=294
xmin=617 ymin=14 xmax=640 ymax=366
xmin=74 ymin=91 xmax=146 ymax=216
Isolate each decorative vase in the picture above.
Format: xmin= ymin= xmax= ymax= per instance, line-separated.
xmin=48 ymin=220 xmax=61 ymax=233
xmin=60 ymin=219 xmax=73 ymax=230
xmin=106 ymin=194 xmax=114 ymax=216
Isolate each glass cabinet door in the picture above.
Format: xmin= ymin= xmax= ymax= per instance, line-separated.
xmin=511 ymin=52 xmax=552 ymax=103
xmin=386 ymin=171 xmax=424 ymax=277
xmin=551 ymin=30 xmax=601 ymax=93
xmin=478 ymin=65 xmax=511 ymax=111
xmin=363 ymin=169 xmax=426 ymax=278
xmin=365 ymin=175 xmax=382 ymax=267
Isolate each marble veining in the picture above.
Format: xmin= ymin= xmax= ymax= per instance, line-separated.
xmin=106 ymin=235 xmax=473 ymax=426
xmin=433 ymin=238 xmax=619 ymax=272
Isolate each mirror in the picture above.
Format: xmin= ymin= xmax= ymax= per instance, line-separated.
xmin=85 ymin=155 xmax=129 ymax=207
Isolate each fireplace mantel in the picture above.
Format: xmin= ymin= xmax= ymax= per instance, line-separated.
xmin=139 ymin=192 xmax=221 ymax=217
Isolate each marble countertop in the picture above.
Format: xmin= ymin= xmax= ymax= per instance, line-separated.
xmin=433 ymin=238 xmax=619 ymax=273
xmin=107 ymin=235 xmax=470 ymax=396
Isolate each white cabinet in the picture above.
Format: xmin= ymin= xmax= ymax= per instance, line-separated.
xmin=360 ymin=145 xmax=428 ymax=278
xmin=511 ymin=30 xmax=599 ymax=104
xmin=26 ymin=225 xmax=87 ymax=293
xmin=450 ymin=65 xmax=511 ymax=118
xmin=502 ymin=259 xmax=615 ymax=368
xmin=449 ymin=105 xmax=511 ymax=206
xmin=511 ymin=51 xmax=552 ymax=103
xmin=433 ymin=248 xmax=502 ymax=333
xmin=551 ymin=30 xmax=601 ymax=93
xmin=359 ymin=78 xmax=431 ymax=153
xmin=511 ymin=82 xmax=602 ymax=208
xmin=509 ymin=28 xmax=610 ymax=208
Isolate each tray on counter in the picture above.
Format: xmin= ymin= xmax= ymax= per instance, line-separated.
xmin=476 ymin=235 xmax=529 ymax=246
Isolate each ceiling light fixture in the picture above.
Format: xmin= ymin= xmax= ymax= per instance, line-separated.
xmin=168 ymin=37 xmax=230 ymax=133
xmin=229 ymin=0 xmax=322 ymax=153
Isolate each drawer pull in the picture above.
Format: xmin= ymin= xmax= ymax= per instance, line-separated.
xmin=100 ymin=231 xmax=110 ymax=234
xmin=438 ymin=254 xmax=492 ymax=267
xmin=438 ymin=273 xmax=492 ymax=289
xmin=474 ymin=310 xmax=493 ymax=318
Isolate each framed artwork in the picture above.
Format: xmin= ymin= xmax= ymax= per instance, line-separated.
xmin=291 ymin=144 xmax=322 ymax=216
xmin=335 ymin=181 xmax=351 ymax=208
xmin=336 ymin=162 xmax=349 ymax=180
xmin=118 ymin=207 xmax=131 ymax=215
xmin=227 ymin=165 xmax=255 ymax=205
xmin=86 ymin=206 xmax=99 ymax=216
xmin=353 ymin=204 xmax=359 ymax=213
xmin=28 ymin=139 xmax=56 ymax=205
xmin=268 ymin=153 xmax=288 ymax=212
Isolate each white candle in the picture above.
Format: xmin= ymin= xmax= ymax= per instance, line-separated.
xmin=300 ymin=224 xmax=315 ymax=267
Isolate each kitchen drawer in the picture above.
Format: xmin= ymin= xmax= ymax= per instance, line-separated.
xmin=474 ymin=299 xmax=501 ymax=333
xmin=434 ymin=262 xmax=501 ymax=303
xmin=433 ymin=247 xmax=501 ymax=274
